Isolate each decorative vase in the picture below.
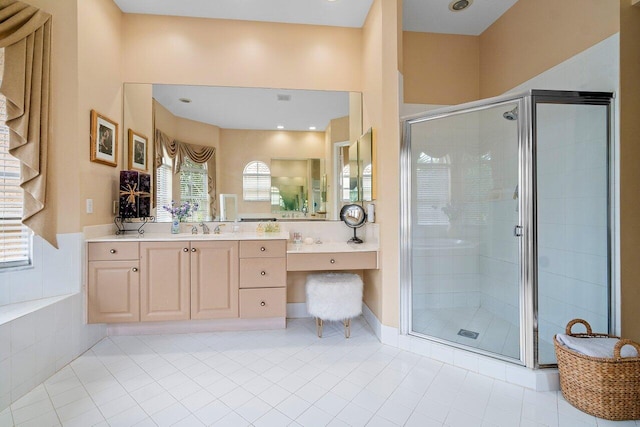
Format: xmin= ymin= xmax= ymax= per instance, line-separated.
xmin=171 ymin=218 xmax=180 ymax=234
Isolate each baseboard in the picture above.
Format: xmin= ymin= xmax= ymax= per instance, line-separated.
xmin=107 ymin=317 xmax=286 ymax=335
xmin=286 ymin=302 xmax=309 ymax=318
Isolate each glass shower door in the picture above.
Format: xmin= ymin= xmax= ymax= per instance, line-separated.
xmin=408 ymin=101 xmax=523 ymax=362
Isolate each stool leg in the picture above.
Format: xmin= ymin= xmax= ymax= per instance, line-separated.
xmin=316 ymin=318 xmax=323 ymax=338
xmin=344 ymin=318 xmax=351 ymax=338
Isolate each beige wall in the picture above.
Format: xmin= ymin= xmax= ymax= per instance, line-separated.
xmin=402 ymin=0 xmax=618 ymax=105
xmin=361 ymin=0 xmax=401 ymax=327
xmin=479 ymin=0 xmax=619 ymax=98
xmin=28 ymin=0 xmax=80 ymax=233
xmin=218 ymin=129 xmax=325 ymax=216
xmin=123 ymin=84 xmax=153 ymax=171
xmin=403 ymin=32 xmax=480 ymax=105
xmin=78 ymin=0 xmax=123 ymax=227
xmin=619 ymin=1 xmax=640 ymax=341
xmin=121 ymin=14 xmax=362 ymax=92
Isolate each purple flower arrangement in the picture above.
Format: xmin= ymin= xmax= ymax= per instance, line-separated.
xmin=162 ymin=200 xmax=199 ymax=222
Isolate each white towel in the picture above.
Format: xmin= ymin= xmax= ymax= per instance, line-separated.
xmin=556 ymin=334 xmax=639 ymax=358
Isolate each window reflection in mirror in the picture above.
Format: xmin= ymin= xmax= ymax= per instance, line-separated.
xmin=123 ymin=83 xmax=362 ymax=221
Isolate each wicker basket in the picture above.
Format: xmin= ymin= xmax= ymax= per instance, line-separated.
xmin=554 ymin=319 xmax=640 ymax=421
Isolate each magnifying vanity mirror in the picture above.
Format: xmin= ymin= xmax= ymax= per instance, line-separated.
xmin=123 ymin=83 xmax=364 ymax=222
xmin=340 ymin=203 xmax=366 ymax=244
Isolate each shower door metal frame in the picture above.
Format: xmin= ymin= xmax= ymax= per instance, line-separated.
xmin=529 ymin=90 xmax=614 ymax=368
xmin=400 ymin=92 xmax=531 ymax=366
xmin=400 ymin=90 xmax=615 ymax=369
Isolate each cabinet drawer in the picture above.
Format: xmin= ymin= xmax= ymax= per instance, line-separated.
xmin=240 ymin=288 xmax=286 ymax=318
xmin=239 ymin=240 xmax=286 ymax=258
xmin=88 ymin=242 xmax=139 ymax=261
xmin=287 ymin=251 xmax=377 ymax=271
xmin=239 ymin=258 xmax=286 ymax=288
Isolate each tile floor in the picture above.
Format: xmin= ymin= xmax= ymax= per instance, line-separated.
xmin=1 ymin=317 xmax=637 ymax=427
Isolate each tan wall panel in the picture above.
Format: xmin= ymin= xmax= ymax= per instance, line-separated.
xmin=619 ymin=1 xmax=640 ymax=342
xmin=361 ymin=0 xmax=401 ymax=327
xmin=123 ymin=84 xmax=153 ymax=171
xmin=28 ymin=0 xmax=79 ymax=233
xmin=480 ymin=0 xmax=619 ymax=98
xmin=78 ymin=0 xmax=123 ymax=227
xmin=122 ymin=14 xmax=362 ymax=92
xmin=403 ymin=31 xmax=480 ymax=105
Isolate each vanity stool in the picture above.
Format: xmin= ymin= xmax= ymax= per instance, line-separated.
xmin=306 ymin=273 xmax=363 ymax=338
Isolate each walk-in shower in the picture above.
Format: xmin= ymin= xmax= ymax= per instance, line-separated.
xmin=401 ymin=90 xmax=613 ymax=368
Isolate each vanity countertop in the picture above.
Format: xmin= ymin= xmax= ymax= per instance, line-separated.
xmin=286 ymin=241 xmax=379 ymax=253
xmin=86 ymin=231 xmax=290 ymax=242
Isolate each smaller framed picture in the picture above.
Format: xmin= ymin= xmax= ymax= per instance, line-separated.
xmin=128 ymin=129 xmax=148 ymax=171
xmin=90 ymin=110 xmax=118 ymax=167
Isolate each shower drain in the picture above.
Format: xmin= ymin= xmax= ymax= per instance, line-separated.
xmin=457 ymin=329 xmax=479 ymax=339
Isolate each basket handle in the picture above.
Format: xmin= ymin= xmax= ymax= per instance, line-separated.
xmin=566 ymin=319 xmax=592 ymax=335
xmin=613 ymin=339 xmax=640 ymax=359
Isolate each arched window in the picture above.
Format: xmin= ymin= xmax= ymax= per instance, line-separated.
xmin=243 ymin=161 xmax=271 ymax=201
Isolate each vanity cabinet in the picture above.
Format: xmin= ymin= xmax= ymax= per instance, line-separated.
xmin=239 ymin=240 xmax=287 ymax=318
xmin=87 ymin=242 xmax=140 ymax=323
xmin=191 ymin=241 xmax=239 ymax=319
xmin=139 ymin=240 xmax=239 ymax=322
xmin=287 ymin=251 xmax=378 ymax=271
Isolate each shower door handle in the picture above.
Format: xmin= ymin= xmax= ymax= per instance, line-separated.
xmin=514 ymin=225 xmax=523 ymax=237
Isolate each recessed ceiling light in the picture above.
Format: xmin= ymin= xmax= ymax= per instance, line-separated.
xmin=178 ymin=98 xmax=192 ymax=103
xmin=277 ymin=125 xmax=284 ymax=129
xmin=309 ymin=126 xmax=316 ymax=130
xmin=449 ymin=0 xmax=473 ymax=12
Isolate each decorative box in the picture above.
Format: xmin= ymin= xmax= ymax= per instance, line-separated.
xmin=119 ymin=170 xmax=151 ymax=218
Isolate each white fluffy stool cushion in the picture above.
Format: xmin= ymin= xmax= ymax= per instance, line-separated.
xmin=306 ymin=273 xmax=363 ymax=321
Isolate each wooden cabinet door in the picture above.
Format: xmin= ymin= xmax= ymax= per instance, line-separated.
xmin=140 ymin=241 xmax=190 ymax=322
xmin=88 ymin=260 xmax=139 ymax=323
xmin=191 ymin=241 xmax=239 ymax=319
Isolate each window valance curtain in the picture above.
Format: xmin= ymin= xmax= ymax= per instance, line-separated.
xmin=154 ymin=128 xmax=217 ymax=217
xmin=0 ymin=0 xmax=55 ymax=247
xmin=154 ymin=128 xmax=215 ymax=174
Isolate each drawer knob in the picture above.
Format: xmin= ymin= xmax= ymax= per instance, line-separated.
xmin=260 ymin=301 xmax=266 ymax=307
xmin=183 ymin=248 xmax=189 ymax=252
xmin=260 ymin=271 xmax=266 ymax=276
xmin=330 ymin=259 xmax=336 ymax=264
xmin=260 ymin=247 xmax=266 ymax=252
xmin=191 ymin=248 xmax=197 ymax=252
xmin=109 ymin=249 xmax=117 ymax=254
xmin=132 ymin=267 xmax=138 ymax=272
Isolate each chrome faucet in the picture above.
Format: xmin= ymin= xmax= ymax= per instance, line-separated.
xmin=214 ymin=224 xmax=226 ymax=234
xmin=200 ymin=223 xmax=210 ymax=234
xmin=191 ymin=225 xmax=198 ymax=235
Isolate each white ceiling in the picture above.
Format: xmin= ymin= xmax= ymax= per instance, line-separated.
xmin=153 ymin=85 xmax=350 ymax=132
xmin=118 ymin=0 xmax=518 ymax=130
xmin=403 ymin=0 xmax=519 ymax=35
xmin=113 ymin=0 xmax=375 ymax=28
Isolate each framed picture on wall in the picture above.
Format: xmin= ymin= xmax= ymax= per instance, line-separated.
xmin=90 ymin=110 xmax=118 ymax=167
xmin=128 ymin=129 xmax=148 ymax=171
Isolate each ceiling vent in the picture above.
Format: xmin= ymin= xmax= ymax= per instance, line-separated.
xmin=277 ymin=94 xmax=292 ymax=101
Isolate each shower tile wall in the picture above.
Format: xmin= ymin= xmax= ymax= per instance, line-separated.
xmin=536 ymin=103 xmax=609 ymax=364
xmin=476 ymin=110 xmax=520 ymax=328
xmin=412 ymin=115 xmax=482 ymax=312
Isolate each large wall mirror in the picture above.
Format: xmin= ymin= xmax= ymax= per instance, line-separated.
xmin=123 ymin=84 xmax=363 ymax=222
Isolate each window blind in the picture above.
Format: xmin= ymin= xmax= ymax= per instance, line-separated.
xmin=180 ymin=157 xmax=209 ymax=221
xmin=243 ymin=161 xmax=271 ymax=201
xmin=0 ymin=93 xmax=31 ymax=267
xmin=155 ymin=160 xmax=172 ymax=222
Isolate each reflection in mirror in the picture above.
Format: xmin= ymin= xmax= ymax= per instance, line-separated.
xmin=359 ymin=128 xmax=374 ymax=201
xmin=219 ymin=194 xmax=237 ymax=221
xmin=340 ymin=203 xmax=366 ymax=244
xmin=270 ymin=159 xmax=321 ymax=216
xmin=123 ymin=84 xmax=362 ymax=222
